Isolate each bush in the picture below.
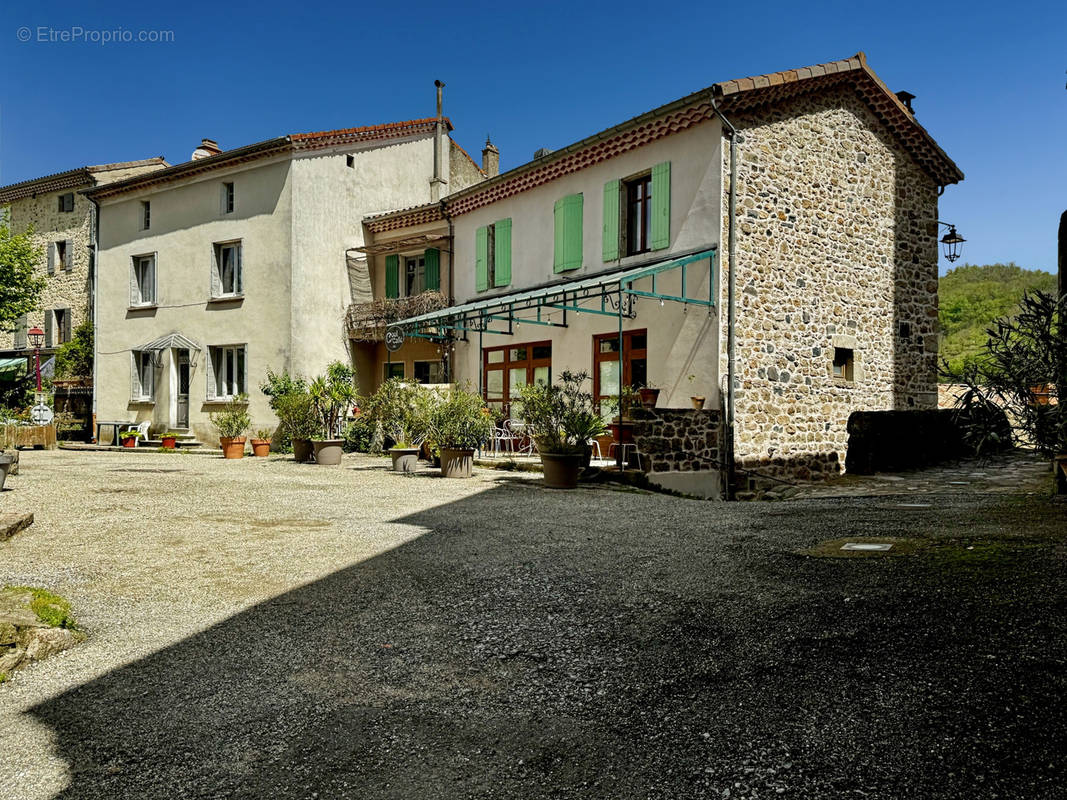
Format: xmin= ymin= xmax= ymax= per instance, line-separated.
xmin=53 ymin=320 xmax=93 ymax=379
xmin=363 ymin=378 xmax=434 ymax=449
xmin=342 ymin=414 xmax=382 ymax=454
xmin=273 ymin=390 xmax=318 ymax=444
xmin=210 ymin=394 xmax=251 ymax=439
xmin=430 ymin=387 xmax=493 ymax=450
xmin=518 ymin=371 xmax=606 ymax=455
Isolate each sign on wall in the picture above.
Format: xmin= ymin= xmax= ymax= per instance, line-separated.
xmin=385 ymin=325 xmax=405 ymax=352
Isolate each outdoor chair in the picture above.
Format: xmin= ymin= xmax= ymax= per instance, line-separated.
xmin=504 ymin=419 xmax=535 ymax=455
xmin=491 ymin=426 xmax=519 ymax=456
xmin=120 ymin=420 xmax=150 ymax=446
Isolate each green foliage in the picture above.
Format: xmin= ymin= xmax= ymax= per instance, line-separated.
xmin=518 ymin=370 xmax=606 ymax=455
xmin=308 ymin=361 xmax=357 ymax=439
xmin=260 ymin=368 xmax=307 ymax=405
xmin=430 ymin=386 xmax=494 ymax=450
xmin=0 ymin=223 xmax=45 ymax=329
xmin=4 ymin=585 xmax=77 ymax=629
xmin=939 ymin=263 xmax=1056 ymax=374
xmin=119 ymin=430 xmax=144 ymax=441
xmin=362 ymin=378 xmax=433 ymax=449
xmin=342 ymin=414 xmax=382 ymax=454
xmin=273 ymin=391 xmax=318 ymax=443
xmin=210 ymin=394 xmax=251 ymax=439
xmin=53 ymin=320 xmax=93 ymax=379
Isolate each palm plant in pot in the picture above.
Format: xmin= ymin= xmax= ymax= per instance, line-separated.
xmin=308 ymin=361 xmax=357 ymax=466
xmin=369 ymin=378 xmax=433 ymax=472
xmin=210 ymin=394 xmax=251 ymax=459
xmin=518 ymin=371 xmax=606 ymax=489
xmin=430 ymin=386 xmax=493 ymax=478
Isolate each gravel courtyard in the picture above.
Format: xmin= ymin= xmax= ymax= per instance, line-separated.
xmin=1 ymin=448 xmax=1065 ymax=799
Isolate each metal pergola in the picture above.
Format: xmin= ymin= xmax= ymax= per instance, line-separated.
xmin=392 ymin=246 xmax=717 ymax=413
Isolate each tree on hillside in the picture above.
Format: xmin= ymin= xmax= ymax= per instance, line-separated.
xmin=0 ymin=222 xmax=44 ymax=329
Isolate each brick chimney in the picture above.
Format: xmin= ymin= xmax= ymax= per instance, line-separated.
xmin=192 ymin=138 xmax=222 ymax=160
xmin=481 ymin=136 xmax=500 ymax=178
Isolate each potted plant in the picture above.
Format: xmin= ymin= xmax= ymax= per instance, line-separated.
xmin=210 ymin=394 xmax=251 ymax=459
xmin=308 ymin=362 xmax=357 ymax=466
xmin=636 ymin=382 xmax=660 ymax=409
xmin=274 ymin=390 xmax=318 ymax=462
xmin=369 ymin=378 xmax=433 ymax=472
xmin=687 ymin=374 xmax=706 ymax=410
xmin=430 ymin=386 xmax=493 ymax=478
xmin=250 ymin=427 xmax=273 ymax=457
xmin=160 ymin=432 xmax=180 ymax=449
xmin=518 ymin=371 xmax=605 ymax=489
xmin=119 ymin=430 xmax=144 ymax=448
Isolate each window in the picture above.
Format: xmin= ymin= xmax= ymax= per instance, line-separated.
xmin=832 ymin=348 xmax=855 ymax=382
xmin=405 ymin=255 xmax=426 ymax=297
xmin=212 ymin=241 xmax=243 ymax=297
xmin=222 ymin=182 xmax=235 ymax=214
xmin=553 ymin=194 xmax=583 ymax=273
xmin=45 ymin=307 xmax=71 ymax=348
xmin=475 ymin=218 xmax=512 ymax=292
xmin=625 ymin=173 xmax=653 ymax=255
xmin=58 ymin=193 xmax=74 ymax=213
xmin=131 ymin=254 xmax=156 ymax=306
xmin=346 ymin=155 xmax=355 ymax=168
xmin=141 ymin=201 xmax=151 ymax=231
xmin=12 ymin=315 xmax=28 ymax=349
xmin=483 ymin=341 xmax=551 ymax=417
xmin=383 ymin=362 xmax=405 ymax=381
xmin=414 ymin=361 xmax=444 ymax=384
xmin=48 ymin=240 xmax=73 ymax=273
xmin=208 ymin=345 xmax=247 ymax=399
xmin=384 ymin=248 xmax=440 ymax=299
xmin=593 ymin=329 xmax=647 ymax=418
xmin=131 ymin=350 xmax=155 ymax=402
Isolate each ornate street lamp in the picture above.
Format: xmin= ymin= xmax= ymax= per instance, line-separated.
xmin=27 ymin=325 xmax=44 ymax=391
xmin=939 ymin=223 xmax=966 ymax=263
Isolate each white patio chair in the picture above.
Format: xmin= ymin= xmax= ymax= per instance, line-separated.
xmin=120 ymin=420 xmax=150 ymax=447
xmin=491 ymin=426 xmax=518 ymax=456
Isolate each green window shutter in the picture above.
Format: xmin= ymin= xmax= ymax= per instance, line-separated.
xmin=494 ymin=218 xmax=511 ymax=287
xmin=553 ymin=199 xmax=565 ymax=273
xmin=563 ymin=193 xmax=583 ymax=270
xmin=602 ymin=180 xmax=620 ymax=261
xmin=651 ymin=161 xmax=671 ymax=250
xmin=385 ymin=254 xmax=399 ymax=299
xmin=475 ymin=226 xmax=489 ymax=291
xmin=424 ymin=248 xmax=440 ymax=291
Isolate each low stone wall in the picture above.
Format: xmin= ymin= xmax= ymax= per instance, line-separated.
xmin=630 ymin=407 xmax=722 ymax=498
xmin=844 ymin=409 xmax=969 ymax=475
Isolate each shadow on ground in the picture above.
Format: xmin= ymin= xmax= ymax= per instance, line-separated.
xmin=28 ymin=484 xmax=1067 ymax=799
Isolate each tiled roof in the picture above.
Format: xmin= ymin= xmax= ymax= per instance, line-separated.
xmin=86 ymin=119 xmax=449 ymax=201
xmin=365 ymin=202 xmax=444 ymax=233
xmin=0 ymin=157 xmax=167 ymax=203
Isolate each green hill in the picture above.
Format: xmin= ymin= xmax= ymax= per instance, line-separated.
xmin=939 ymin=263 xmax=1057 ymax=375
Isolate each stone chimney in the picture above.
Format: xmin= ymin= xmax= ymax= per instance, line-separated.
xmin=192 ymin=138 xmax=222 ymax=160
xmin=895 ymin=91 xmax=916 ymax=115
xmin=481 ymin=136 xmax=500 ymax=178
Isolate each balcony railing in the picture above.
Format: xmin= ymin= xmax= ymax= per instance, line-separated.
xmin=345 ymin=291 xmax=448 ymax=342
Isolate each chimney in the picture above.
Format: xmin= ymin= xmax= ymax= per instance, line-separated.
xmin=430 ymin=80 xmax=447 ymax=202
xmin=192 ymin=138 xmax=222 ymax=160
xmin=895 ymin=91 xmax=916 ymax=115
xmin=481 ymin=136 xmax=500 ymax=178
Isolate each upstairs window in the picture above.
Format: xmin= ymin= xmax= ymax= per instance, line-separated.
xmin=832 ymin=347 xmax=855 ymax=382
xmin=222 ymin=182 xmax=235 ymax=214
xmin=475 ymin=218 xmax=511 ymax=291
xmin=385 ymin=248 xmax=440 ymax=298
xmin=603 ymin=162 xmax=671 ymax=261
xmin=45 ymin=307 xmax=71 ymax=348
xmin=12 ymin=315 xmax=28 ymax=349
xmin=553 ymin=195 xmax=583 ymax=273
xmin=625 ymin=174 xmax=653 ymax=255
xmin=207 ymin=344 xmax=247 ymax=400
xmin=141 ymin=200 xmax=151 ymax=231
xmin=405 ymin=255 xmax=426 ymax=297
xmin=131 ymin=254 xmax=157 ymax=306
xmin=48 ymin=240 xmax=73 ymax=273
xmin=212 ymin=241 xmax=243 ymax=297
xmin=58 ymin=193 xmax=74 ymax=213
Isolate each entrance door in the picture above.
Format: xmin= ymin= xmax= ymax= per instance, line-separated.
xmin=176 ymin=351 xmax=190 ymax=428
xmin=593 ymin=329 xmax=648 ymax=418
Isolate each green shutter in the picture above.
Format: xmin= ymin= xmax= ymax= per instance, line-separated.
xmin=475 ymin=226 xmax=489 ymax=291
xmin=651 ymin=161 xmax=671 ymax=250
xmin=494 ymin=218 xmax=511 ymax=287
xmin=563 ymin=193 xmax=583 ymax=270
xmin=603 ymin=179 xmax=620 ymax=261
xmin=424 ymin=248 xmax=440 ymax=291
xmin=385 ymin=254 xmax=399 ymax=299
xmin=553 ymin=199 xmax=565 ymax=273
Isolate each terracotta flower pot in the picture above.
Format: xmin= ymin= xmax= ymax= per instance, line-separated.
xmin=161 ymin=436 xmax=177 ymax=449
xmin=250 ymin=438 xmax=271 ymax=457
xmin=122 ymin=438 xmax=137 ymax=448
xmin=312 ymin=439 xmax=343 ymax=466
xmin=292 ymin=438 xmax=313 ymax=463
xmin=219 ymin=436 xmax=246 ymax=459
xmin=390 ymin=447 xmax=419 ymax=473
xmin=691 ymin=396 xmax=706 ymax=410
xmin=539 ymin=452 xmax=584 ymax=489
xmin=440 ymin=447 xmax=474 ymax=478
xmin=637 ymin=388 xmax=660 ymax=409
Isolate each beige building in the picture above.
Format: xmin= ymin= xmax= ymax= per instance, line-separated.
xmin=0 ymin=159 xmax=167 ymax=359
xmin=90 ymin=118 xmax=487 ymax=444
xmin=361 ymin=54 xmax=963 ymax=495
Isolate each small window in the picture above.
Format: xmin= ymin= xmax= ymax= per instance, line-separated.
xmin=898 ymin=321 xmax=912 ymax=339
xmin=13 ymin=315 xmax=28 ymax=349
xmin=57 ymin=193 xmax=74 ymax=213
xmin=346 ymin=155 xmax=355 ymax=168
xmin=55 ymin=240 xmax=69 ymax=270
xmin=209 ymin=345 xmax=247 ymax=399
xmin=49 ymin=307 xmax=71 ymax=346
xmin=413 ymin=361 xmax=444 ymax=384
xmin=131 ymin=255 xmax=156 ymax=306
xmin=383 ymin=362 xmax=405 ymax=381
xmin=222 ymin=182 xmax=235 ymax=214
xmin=832 ymin=348 xmax=855 ymax=382
xmin=404 ymin=255 xmax=426 ymax=297
xmin=624 ymin=173 xmax=653 ymax=256
xmin=212 ymin=241 xmax=243 ymax=297
xmin=132 ymin=350 xmax=155 ymax=401
xmin=141 ymin=200 xmax=151 ymax=230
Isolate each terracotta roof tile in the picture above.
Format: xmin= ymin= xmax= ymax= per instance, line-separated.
xmin=0 ymin=157 xmax=168 ymax=203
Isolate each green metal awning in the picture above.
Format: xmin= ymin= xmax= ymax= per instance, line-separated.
xmin=395 ymin=247 xmax=717 ymax=339
xmin=0 ymin=357 xmax=27 ymax=380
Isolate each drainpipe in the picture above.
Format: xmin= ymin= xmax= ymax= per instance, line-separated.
xmin=441 ymin=198 xmax=455 ymax=383
xmin=88 ymin=195 xmax=101 ymax=434
xmin=431 ymin=80 xmax=445 ymax=202
xmin=711 ymin=91 xmax=740 ymax=500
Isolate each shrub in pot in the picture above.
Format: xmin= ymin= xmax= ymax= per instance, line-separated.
xmin=430 ymin=386 xmax=493 ymax=478
xmin=636 ymin=383 xmax=660 ymax=409
xmin=119 ymin=430 xmax=144 ymax=448
xmin=160 ymin=432 xmax=180 ymax=449
xmin=518 ymin=371 xmax=607 ymax=489
xmin=250 ymin=427 xmax=273 ymax=457
xmin=271 ymin=386 xmax=318 ymax=462
xmin=308 ymin=361 xmax=357 ymax=466
xmin=210 ymin=394 xmax=251 ymax=459
xmin=366 ymin=378 xmax=434 ymax=472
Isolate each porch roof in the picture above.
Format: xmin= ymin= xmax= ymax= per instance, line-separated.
xmin=135 ymin=332 xmax=202 ymax=352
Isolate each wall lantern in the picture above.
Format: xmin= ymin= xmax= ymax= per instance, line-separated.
xmin=27 ymin=326 xmax=44 ymax=349
xmin=939 ymin=222 xmax=965 ymax=263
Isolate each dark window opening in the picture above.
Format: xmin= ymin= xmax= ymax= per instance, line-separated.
xmin=223 ymin=182 xmax=235 ymax=214
xmin=58 ymin=193 xmax=74 ymax=212
xmin=346 ymin=155 xmax=355 ymax=168
xmin=414 ymin=361 xmax=444 ymax=384
xmin=832 ymin=347 xmax=854 ymax=382
xmin=383 ymin=362 xmax=405 ymax=381
xmin=141 ymin=201 xmax=151 ymax=230
xmin=624 ymin=174 xmax=652 ymax=256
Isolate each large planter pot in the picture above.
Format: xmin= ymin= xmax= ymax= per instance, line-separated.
xmin=220 ymin=436 xmax=246 ymax=459
xmin=637 ymin=388 xmax=660 ymax=409
xmin=609 ymin=420 xmax=635 ymax=444
xmin=691 ymin=396 xmax=706 ymax=410
xmin=0 ymin=454 xmax=14 ymax=491
xmin=312 ymin=439 xmax=343 ymax=466
xmin=161 ymin=436 xmax=177 ymax=449
xmin=292 ymin=438 xmax=313 ymax=463
xmin=440 ymin=447 xmax=474 ymax=478
xmin=250 ymin=438 xmax=271 ymax=457
xmin=539 ymin=452 xmax=584 ymax=489
xmin=390 ymin=447 xmax=419 ymax=473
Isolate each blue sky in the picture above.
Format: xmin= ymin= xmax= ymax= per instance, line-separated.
xmin=1 ymin=0 xmax=1064 ymax=274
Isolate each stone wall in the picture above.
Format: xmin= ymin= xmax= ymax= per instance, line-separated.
xmin=631 ymin=407 xmax=721 ymax=472
xmin=720 ymin=86 xmax=942 ymax=483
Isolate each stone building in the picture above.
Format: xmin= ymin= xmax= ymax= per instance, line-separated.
xmin=0 ymin=159 xmax=168 ymax=359
xmin=360 ymin=54 xmax=962 ymax=495
xmin=90 ymin=116 xmax=488 ymax=444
